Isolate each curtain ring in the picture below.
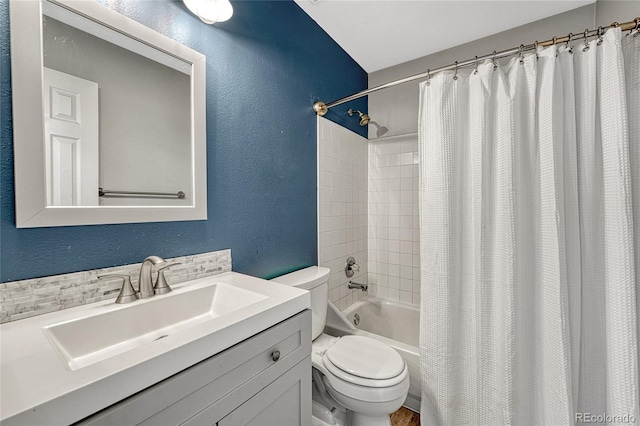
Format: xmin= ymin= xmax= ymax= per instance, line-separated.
xmin=534 ymin=41 xmax=539 ymax=61
xmin=582 ymin=28 xmax=590 ymax=52
xmin=552 ymin=36 xmax=557 ymax=45
xmin=519 ymin=44 xmax=524 ymax=64
xmin=597 ymin=26 xmax=604 ymax=45
xmin=453 ymin=61 xmax=458 ymax=80
xmin=634 ymin=18 xmax=640 ymax=37
xmin=566 ymin=32 xmax=574 ymax=53
xmin=473 ymin=56 xmax=479 ymax=75
xmin=426 ymin=69 xmax=431 ymax=86
xmin=492 ymin=50 xmax=498 ymax=70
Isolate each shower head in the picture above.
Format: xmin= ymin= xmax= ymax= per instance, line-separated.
xmin=370 ymin=121 xmax=388 ymax=138
xmin=347 ymin=108 xmax=370 ymax=126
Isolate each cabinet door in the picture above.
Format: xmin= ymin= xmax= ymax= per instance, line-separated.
xmin=218 ymin=357 xmax=311 ymax=426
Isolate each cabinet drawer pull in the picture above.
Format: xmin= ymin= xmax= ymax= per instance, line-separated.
xmin=271 ymin=350 xmax=281 ymax=362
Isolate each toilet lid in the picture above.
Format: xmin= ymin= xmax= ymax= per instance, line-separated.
xmin=324 ymin=335 xmax=405 ymax=380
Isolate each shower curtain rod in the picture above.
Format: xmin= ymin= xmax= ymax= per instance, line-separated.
xmin=313 ymin=17 xmax=640 ymax=116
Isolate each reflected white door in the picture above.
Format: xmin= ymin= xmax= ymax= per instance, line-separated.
xmin=43 ymin=67 xmax=99 ymax=206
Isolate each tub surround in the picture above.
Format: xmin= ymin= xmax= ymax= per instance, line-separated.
xmin=317 ymin=117 xmax=369 ymax=310
xmin=0 ymin=271 xmax=310 ymax=424
xmin=0 ymin=249 xmax=230 ymax=323
xmin=367 ymin=133 xmax=420 ymax=305
xmin=317 ymin=116 xmax=421 ymax=310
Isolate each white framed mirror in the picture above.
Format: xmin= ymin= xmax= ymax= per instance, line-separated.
xmin=9 ymin=0 xmax=207 ymax=228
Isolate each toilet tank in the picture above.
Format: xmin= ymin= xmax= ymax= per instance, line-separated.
xmin=271 ymin=266 xmax=330 ymax=340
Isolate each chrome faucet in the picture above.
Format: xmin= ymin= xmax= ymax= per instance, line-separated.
xmin=348 ymin=281 xmax=368 ymax=291
xmin=138 ymin=256 xmax=167 ymax=298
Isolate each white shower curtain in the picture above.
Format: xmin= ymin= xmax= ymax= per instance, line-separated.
xmin=418 ymin=28 xmax=639 ymax=425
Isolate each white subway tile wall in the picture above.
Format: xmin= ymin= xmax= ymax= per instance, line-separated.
xmin=367 ymin=134 xmax=420 ymax=305
xmin=317 ymin=117 xmax=368 ymax=311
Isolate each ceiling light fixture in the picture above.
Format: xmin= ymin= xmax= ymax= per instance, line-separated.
xmin=183 ymin=0 xmax=233 ymax=24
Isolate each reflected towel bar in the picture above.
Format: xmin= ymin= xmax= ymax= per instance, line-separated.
xmin=98 ymin=187 xmax=186 ymax=199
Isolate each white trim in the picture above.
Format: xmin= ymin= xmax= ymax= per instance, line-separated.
xmin=10 ymin=0 xmax=208 ymax=228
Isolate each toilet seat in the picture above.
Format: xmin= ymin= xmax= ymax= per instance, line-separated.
xmin=311 ymin=334 xmax=410 ymax=404
xmin=322 ymin=355 xmax=407 ymax=388
xmin=321 ymin=363 xmax=410 ymax=403
xmin=323 ymin=335 xmax=405 ymax=386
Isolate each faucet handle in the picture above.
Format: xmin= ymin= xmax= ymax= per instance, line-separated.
xmin=154 ymin=263 xmax=182 ymax=295
xmin=98 ymin=274 xmax=138 ymax=304
xmin=345 ymin=256 xmax=360 ymax=278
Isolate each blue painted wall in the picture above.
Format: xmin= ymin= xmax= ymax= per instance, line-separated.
xmin=0 ymin=0 xmax=367 ymax=282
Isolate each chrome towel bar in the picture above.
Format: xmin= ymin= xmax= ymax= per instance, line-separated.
xmin=98 ymin=187 xmax=186 ymax=199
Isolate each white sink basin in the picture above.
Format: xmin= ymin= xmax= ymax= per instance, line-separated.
xmin=2 ymin=271 xmax=310 ymax=425
xmin=44 ymin=282 xmax=267 ymax=370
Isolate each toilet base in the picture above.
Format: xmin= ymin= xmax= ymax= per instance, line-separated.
xmin=350 ymin=411 xmax=392 ymax=426
xmin=312 ymin=370 xmax=404 ymax=426
xmin=312 ymin=374 xmax=348 ymax=426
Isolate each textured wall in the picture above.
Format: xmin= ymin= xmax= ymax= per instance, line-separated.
xmin=0 ymin=0 xmax=367 ymax=282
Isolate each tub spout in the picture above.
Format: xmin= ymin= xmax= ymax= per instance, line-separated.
xmin=348 ymin=281 xmax=368 ymax=291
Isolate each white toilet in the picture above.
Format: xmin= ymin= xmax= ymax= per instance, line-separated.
xmin=272 ymin=266 xmax=410 ymax=426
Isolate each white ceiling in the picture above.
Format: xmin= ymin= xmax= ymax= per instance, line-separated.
xmin=294 ymin=0 xmax=595 ymax=72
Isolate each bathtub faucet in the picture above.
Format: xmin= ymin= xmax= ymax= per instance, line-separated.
xmin=348 ymin=281 xmax=368 ymax=291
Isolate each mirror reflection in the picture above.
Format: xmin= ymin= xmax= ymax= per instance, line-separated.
xmin=41 ymin=2 xmax=192 ymax=207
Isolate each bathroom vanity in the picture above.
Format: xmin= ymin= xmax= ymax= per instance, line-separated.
xmin=81 ymin=311 xmax=311 ymax=425
xmin=0 ymin=272 xmax=311 ymax=425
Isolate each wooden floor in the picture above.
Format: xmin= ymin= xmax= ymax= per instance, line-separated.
xmin=391 ymin=407 xmax=420 ymax=426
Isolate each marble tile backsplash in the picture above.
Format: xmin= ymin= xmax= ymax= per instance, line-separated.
xmin=0 ymin=250 xmax=231 ymax=323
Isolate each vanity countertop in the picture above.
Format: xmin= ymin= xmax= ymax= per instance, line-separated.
xmin=0 ymin=272 xmax=310 ymax=425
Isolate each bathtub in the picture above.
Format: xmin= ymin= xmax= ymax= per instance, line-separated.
xmin=324 ymin=297 xmax=421 ymax=412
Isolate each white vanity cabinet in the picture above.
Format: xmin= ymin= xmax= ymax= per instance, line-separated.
xmin=78 ymin=310 xmax=311 ymax=426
